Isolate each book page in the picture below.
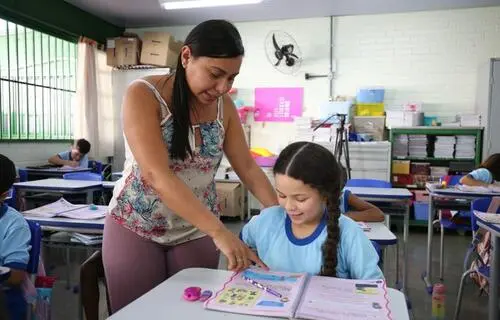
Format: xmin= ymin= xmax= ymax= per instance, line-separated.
xmin=59 ymin=205 xmax=107 ymax=220
xmin=204 ymin=268 xmax=307 ymax=318
xmin=295 ymin=276 xmax=391 ymax=320
xmin=23 ymin=198 xmax=85 ymax=218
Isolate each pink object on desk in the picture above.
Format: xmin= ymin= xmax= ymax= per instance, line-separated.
xmin=183 ymin=287 xmax=201 ymax=301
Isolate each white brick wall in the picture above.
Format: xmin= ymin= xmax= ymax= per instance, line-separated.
xmin=333 ymin=6 xmax=500 ymax=116
xmin=0 ymin=142 xmax=69 ymax=167
xmin=124 ymin=7 xmax=500 ymax=154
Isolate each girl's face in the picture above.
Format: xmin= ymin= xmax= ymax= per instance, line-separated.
xmin=275 ymin=174 xmax=325 ymax=226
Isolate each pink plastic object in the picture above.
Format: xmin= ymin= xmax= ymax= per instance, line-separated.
xmin=254 ymin=156 xmax=277 ymax=167
xmin=183 ymin=287 xmax=202 ymax=301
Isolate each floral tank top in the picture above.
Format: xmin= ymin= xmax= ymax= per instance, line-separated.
xmin=108 ymin=79 xmax=225 ymax=245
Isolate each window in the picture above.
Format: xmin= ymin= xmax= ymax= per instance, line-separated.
xmin=0 ymin=18 xmax=77 ymax=141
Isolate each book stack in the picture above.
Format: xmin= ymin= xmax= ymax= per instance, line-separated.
xmin=455 ymin=136 xmax=476 ymax=159
xmin=70 ymin=233 xmax=103 ymax=245
xmin=408 ymin=135 xmax=428 ymax=158
xmin=393 ymin=134 xmax=409 ymax=157
xmin=434 ymin=136 xmax=456 ymax=158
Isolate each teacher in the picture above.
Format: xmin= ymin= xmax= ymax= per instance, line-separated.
xmin=103 ymin=19 xmax=278 ymax=313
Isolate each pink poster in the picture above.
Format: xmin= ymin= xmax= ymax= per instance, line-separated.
xmin=254 ymin=87 xmax=303 ymax=122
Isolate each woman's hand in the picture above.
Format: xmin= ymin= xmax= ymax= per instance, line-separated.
xmin=212 ymin=228 xmax=268 ymax=272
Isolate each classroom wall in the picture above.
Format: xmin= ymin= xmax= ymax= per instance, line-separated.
xmin=0 ymin=142 xmax=70 ymax=167
xmin=125 ymin=6 xmax=500 ymax=154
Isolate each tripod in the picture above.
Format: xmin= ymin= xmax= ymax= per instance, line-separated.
xmin=313 ymin=113 xmax=351 ymax=179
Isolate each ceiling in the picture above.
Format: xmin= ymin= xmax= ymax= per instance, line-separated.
xmin=65 ymin=0 xmax=500 ymax=28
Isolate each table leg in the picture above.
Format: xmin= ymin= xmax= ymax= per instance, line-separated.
xmin=489 ymin=235 xmax=499 ymax=320
xmin=424 ymin=195 xmax=435 ymax=293
xmin=402 ymin=202 xmax=409 ymax=294
xmin=86 ymin=191 xmax=93 ymax=204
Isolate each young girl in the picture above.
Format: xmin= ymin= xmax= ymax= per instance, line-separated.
xmin=241 ymin=142 xmax=383 ymax=279
xmin=460 ymin=153 xmax=500 ymax=187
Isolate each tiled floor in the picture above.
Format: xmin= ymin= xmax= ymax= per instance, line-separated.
xmin=45 ymin=221 xmax=489 ymax=320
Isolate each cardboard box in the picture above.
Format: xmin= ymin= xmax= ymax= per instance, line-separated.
xmin=216 ymin=182 xmax=244 ymax=220
xmin=140 ymin=32 xmax=183 ymax=67
xmin=353 ymin=116 xmax=386 ymax=141
xmin=106 ymin=37 xmax=141 ymax=67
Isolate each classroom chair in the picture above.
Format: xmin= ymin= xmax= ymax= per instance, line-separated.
xmin=62 ymin=172 xmax=103 ymax=181
xmin=453 ymin=198 xmax=500 ymax=319
xmin=434 ymin=175 xmax=472 ymax=281
xmin=26 ymin=220 xmax=42 ymax=319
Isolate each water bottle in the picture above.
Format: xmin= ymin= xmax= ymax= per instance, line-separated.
xmin=432 ymin=283 xmax=446 ymax=320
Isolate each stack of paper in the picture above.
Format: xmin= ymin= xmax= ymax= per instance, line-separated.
xmin=434 ymin=136 xmax=456 ymax=158
xmin=312 ymin=127 xmax=332 ymax=142
xmin=455 ymin=136 xmax=476 ymax=159
xmin=293 ymin=117 xmax=313 ymax=142
xmin=409 ymin=135 xmax=427 ymax=158
xmin=71 ymin=233 xmax=103 ymax=245
xmin=393 ymin=134 xmax=409 ymax=157
xmin=459 ymin=114 xmax=481 ymax=127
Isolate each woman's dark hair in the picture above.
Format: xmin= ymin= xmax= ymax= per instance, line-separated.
xmin=479 ymin=153 xmax=500 ymax=181
xmin=171 ymin=19 xmax=244 ymax=160
xmin=273 ymin=142 xmax=344 ymax=277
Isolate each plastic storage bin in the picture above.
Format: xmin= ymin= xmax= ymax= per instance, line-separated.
xmin=414 ymin=201 xmax=429 ymax=221
xmin=356 ymin=88 xmax=385 ymax=103
xmin=355 ymin=103 xmax=385 ymax=116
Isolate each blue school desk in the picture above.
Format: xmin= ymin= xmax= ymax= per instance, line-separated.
xmin=107 ymin=268 xmax=410 ymax=320
xmin=345 ymin=186 xmax=412 ymax=294
xmin=13 ymin=178 xmax=103 ymax=204
xmin=423 ymin=186 xmax=500 ymax=294
xmin=476 ymin=217 xmax=500 ymax=320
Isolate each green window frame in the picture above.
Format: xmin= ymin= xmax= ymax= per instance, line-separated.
xmin=0 ymin=17 xmax=77 ymax=141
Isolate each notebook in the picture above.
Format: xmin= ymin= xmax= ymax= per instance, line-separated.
xmin=474 ymin=197 xmax=500 ymax=224
xmin=23 ymin=198 xmax=106 ymax=220
xmin=204 ymin=268 xmax=391 ymax=319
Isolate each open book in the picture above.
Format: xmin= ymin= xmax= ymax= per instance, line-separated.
xmin=474 ymin=197 xmax=500 ymax=224
xmin=23 ymin=198 xmax=106 ymax=220
xmin=204 ymin=268 xmax=391 ymax=320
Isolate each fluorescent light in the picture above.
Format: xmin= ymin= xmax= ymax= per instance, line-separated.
xmin=160 ymin=0 xmax=263 ymax=10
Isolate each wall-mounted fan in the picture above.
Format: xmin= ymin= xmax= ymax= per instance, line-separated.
xmin=265 ymin=31 xmax=302 ymax=75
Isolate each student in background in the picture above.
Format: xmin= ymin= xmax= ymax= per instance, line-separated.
xmin=460 ymin=153 xmax=500 ymax=187
xmin=0 ymin=154 xmax=31 ymax=320
xmin=48 ymin=138 xmax=91 ymax=168
xmin=241 ymin=142 xmax=383 ymax=280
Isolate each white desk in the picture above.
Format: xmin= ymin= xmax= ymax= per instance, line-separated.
xmin=345 ymin=186 xmax=412 ymax=294
xmin=22 ymin=167 xmax=91 ymax=179
xmin=14 ymin=178 xmax=103 ymax=203
xmin=476 ymin=218 xmax=500 ymax=320
xmin=423 ymin=187 xmax=500 ymax=293
xmin=23 ymin=215 xmax=105 ymax=234
xmin=107 ymin=268 xmax=409 ymax=320
xmin=365 ymin=222 xmax=398 ymax=246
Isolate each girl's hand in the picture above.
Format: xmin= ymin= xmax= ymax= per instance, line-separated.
xmin=212 ymin=228 xmax=268 ymax=272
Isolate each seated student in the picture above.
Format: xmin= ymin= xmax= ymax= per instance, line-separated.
xmin=241 ymin=142 xmax=383 ymax=279
xmin=339 ymin=173 xmax=384 ymax=222
xmin=460 ymin=153 xmax=500 ymax=187
xmin=0 ymin=154 xmax=31 ymax=320
xmin=48 ymin=138 xmax=91 ymax=168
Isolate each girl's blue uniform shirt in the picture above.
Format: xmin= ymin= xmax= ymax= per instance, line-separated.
xmin=467 ymin=168 xmax=494 ymax=184
xmin=240 ymin=202 xmax=383 ymax=280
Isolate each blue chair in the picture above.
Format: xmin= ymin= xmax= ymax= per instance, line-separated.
xmin=26 ymin=220 xmax=42 ymax=319
xmin=454 ymin=198 xmax=500 ymax=319
xmin=88 ymin=161 xmax=104 ymax=174
xmin=345 ymin=179 xmax=392 ymax=188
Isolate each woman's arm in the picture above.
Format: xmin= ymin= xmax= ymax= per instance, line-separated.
xmin=460 ymin=175 xmax=490 ymax=187
xmin=222 ymin=96 xmax=278 ymax=208
xmin=345 ymin=194 xmax=384 ymax=222
xmin=122 ymin=82 xmax=265 ymax=271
